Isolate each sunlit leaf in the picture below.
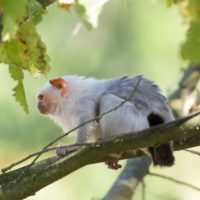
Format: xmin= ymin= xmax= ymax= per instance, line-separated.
xmin=9 ymin=66 xmax=28 ymax=113
xmin=13 ymin=80 xmax=28 ymax=113
xmin=181 ymin=20 xmax=200 ymax=63
xmin=0 ymin=21 xmax=50 ymax=74
xmin=18 ymin=21 xmax=50 ymax=75
xmin=187 ymin=0 xmax=200 ymax=20
xmin=0 ymin=0 xmax=26 ymax=40
xmin=4 ymin=39 xmax=28 ymax=68
xmin=27 ymin=0 xmax=45 ymax=24
xmin=73 ymin=0 xmax=109 ymax=28
xmin=9 ymin=65 xmax=24 ymax=81
xmin=0 ymin=1 xmax=49 ymax=112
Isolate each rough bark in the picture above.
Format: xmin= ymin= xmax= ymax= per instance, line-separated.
xmin=0 ymin=112 xmax=200 ymax=200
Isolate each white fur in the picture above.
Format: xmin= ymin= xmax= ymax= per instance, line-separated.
xmin=100 ymin=94 xmax=149 ymax=139
xmin=38 ymin=75 xmax=174 ymax=143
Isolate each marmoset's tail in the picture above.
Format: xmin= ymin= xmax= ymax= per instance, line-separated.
xmin=147 ymin=113 xmax=175 ymax=166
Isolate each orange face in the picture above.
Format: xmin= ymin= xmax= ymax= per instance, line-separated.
xmin=37 ymin=92 xmax=53 ymax=114
xmin=37 ymin=78 xmax=67 ymax=115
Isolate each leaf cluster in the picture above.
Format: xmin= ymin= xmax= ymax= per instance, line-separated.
xmin=168 ymin=0 xmax=200 ymax=64
xmin=0 ymin=0 xmax=50 ymax=112
xmin=0 ymin=0 xmax=200 ymax=112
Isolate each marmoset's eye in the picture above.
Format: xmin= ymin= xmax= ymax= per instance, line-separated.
xmin=38 ymin=94 xmax=44 ymax=100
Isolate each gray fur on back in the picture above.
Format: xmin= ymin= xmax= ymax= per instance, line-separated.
xmin=104 ymin=75 xmax=174 ymax=122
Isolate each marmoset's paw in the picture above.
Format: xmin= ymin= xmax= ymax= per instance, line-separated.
xmin=56 ymin=143 xmax=80 ymax=157
xmin=105 ymin=160 xmax=122 ymax=170
xmin=56 ymin=143 xmax=70 ymax=156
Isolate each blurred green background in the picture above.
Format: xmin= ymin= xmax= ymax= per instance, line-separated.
xmin=0 ymin=0 xmax=200 ymax=199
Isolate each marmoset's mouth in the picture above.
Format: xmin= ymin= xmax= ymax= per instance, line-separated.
xmin=37 ymin=102 xmax=48 ymax=115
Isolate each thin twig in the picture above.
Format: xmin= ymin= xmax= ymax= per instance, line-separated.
xmin=2 ymin=77 xmax=142 ymax=173
xmin=2 ymin=109 xmax=198 ymax=173
xmin=2 ymin=109 xmax=200 ymax=174
xmin=141 ymin=180 xmax=146 ymax=200
xmin=1 ymin=112 xmax=200 ymax=200
xmin=1 ymin=143 xmax=90 ymax=173
xmin=148 ymin=172 xmax=200 ymax=192
xmin=185 ymin=149 xmax=200 ymax=156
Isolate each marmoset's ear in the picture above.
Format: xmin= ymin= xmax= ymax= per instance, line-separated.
xmin=49 ymin=78 xmax=67 ymax=97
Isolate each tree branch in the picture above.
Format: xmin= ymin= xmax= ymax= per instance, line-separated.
xmin=169 ymin=65 xmax=200 ymax=116
xmin=103 ymin=65 xmax=200 ymax=200
xmin=184 ymin=149 xmax=200 ymax=156
xmin=141 ymin=180 xmax=146 ymax=200
xmin=0 ymin=111 xmax=200 ymax=200
xmin=169 ymin=65 xmax=200 ymax=100
xmin=103 ymin=157 xmax=151 ymax=200
xmin=1 ymin=143 xmax=86 ymax=173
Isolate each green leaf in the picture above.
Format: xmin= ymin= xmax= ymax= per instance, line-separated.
xmin=0 ymin=43 xmax=9 ymax=63
xmin=187 ymin=0 xmax=200 ymax=20
xmin=0 ymin=0 xmax=49 ymax=113
xmin=4 ymin=39 xmax=28 ymax=68
xmin=0 ymin=21 xmax=50 ymax=75
xmin=13 ymin=80 xmax=28 ymax=113
xmin=0 ymin=0 xmax=26 ymax=19
xmin=9 ymin=65 xmax=24 ymax=81
xmin=9 ymin=65 xmax=28 ymax=113
xmin=0 ymin=0 xmax=26 ymax=40
xmin=9 ymin=65 xmax=28 ymax=112
xmin=27 ymin=0 xmax=45 ymax=24
xmin=0 ymin=0 xmax=44 ymax=41
xmin=8 ymin=65 xmax=28 ymax=113
xmin=18 ymin=21 xmax=50 ymax=74
xmin=181 ymin=20 xmax=200 ymax=63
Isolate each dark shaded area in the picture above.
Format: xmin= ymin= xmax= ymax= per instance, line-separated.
xmin=147 ymin=113 xmax=175 ymax=166
xmin=147 ymin=112 xmax=164 ymax=126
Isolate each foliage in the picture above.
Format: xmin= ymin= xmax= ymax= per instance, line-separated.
xmin=168 ymin=0 xmax=200 ymax=63
xmin=0 ymin=0 xmax=49 ymax=112
xmin=0 ymin=0 xmax=200 ymax=111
